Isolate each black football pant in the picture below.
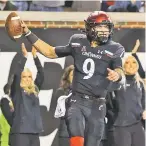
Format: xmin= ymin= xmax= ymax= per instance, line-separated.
xmin=100 ymin=140 xmax=108 ymax=146
xmin=112 ymin=122 xmax=145 ymax=146
xmin=58 ymin=118 xmax=70 ymax=146
xmin=9 ymin=133 xmax=40 ymax=146
xmin=66 ymin=93 xmax=106 ymax=146
xmin=100 ymin=121 xmax=108 ymax=146
xmin=107 ymin=130 xmax=114 ymax=146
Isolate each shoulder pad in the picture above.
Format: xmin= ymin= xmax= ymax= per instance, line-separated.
xmin=70 ymin=34 xmax=87 ymax=40
xmin=106 ymin=41 xmax=125 ymax=58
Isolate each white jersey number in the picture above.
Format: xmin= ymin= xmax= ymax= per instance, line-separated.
xmin=83 ymin=58 xmax=95 ymax=79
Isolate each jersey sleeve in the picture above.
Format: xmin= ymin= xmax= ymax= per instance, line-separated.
xmin=112 ymin=44 xmax=125 ymax=69
xmin=55 ymin=35 xmax=74 ymax=57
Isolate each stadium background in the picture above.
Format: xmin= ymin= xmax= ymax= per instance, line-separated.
xmin=0 ymin=12 xmax=145 ymax=146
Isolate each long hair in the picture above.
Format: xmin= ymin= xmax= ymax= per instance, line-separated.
xmin=134 ymin=73 xmax=145 ymax=89
xmin=20 ymin=68 xmax=39 ymax=96
xmin=143 ymin=78 xmax=146 ymax=89
xmin=60 ymin=65 xmax=74 ymax=90
xmin=123 ymin=55 xmax=145 ymax=89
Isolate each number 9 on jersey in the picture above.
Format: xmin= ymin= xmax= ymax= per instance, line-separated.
xmin=83 ymin=58 xmax=95 ymax=79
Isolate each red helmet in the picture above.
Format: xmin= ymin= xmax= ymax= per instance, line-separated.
xmin=84 ymin=11 xmax=114 ymax=44
xmin=86 ymin=11 xmax=112 ymax=25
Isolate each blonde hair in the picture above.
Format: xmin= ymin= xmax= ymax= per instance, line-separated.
xmin=134 ymin=73 xmax=145 ymax=89
xmin=123 ymin=55 xmax=139 ymax=70
xmin=20 ymin=68 xmax=39 ymax=96
xmin=143 ymin=79 xmax=146 ymax=89
xmin=123 ymin=55 xmax=145 ymax=89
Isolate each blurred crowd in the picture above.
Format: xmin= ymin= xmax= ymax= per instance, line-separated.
xmin=0 ymin=0 xmax=145 ymax=12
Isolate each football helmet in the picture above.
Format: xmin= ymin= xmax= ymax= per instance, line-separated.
xmin=84 ymin=11 xmax=114 ymax=45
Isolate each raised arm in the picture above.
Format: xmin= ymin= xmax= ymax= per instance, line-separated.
xmin=10 ymin=43 xmax=27 ymax=97
xmin=132 ymin=53 xmax=145 ymax=79
xmin=131 ymin=39 xmax=145 ymax=79
xmin=32 ymin=47 xmax=44 ymax=90
xmin=30 ymin=37 xmax=57 ymax=59
xmin=21 ymin=21 xmax=73 ymax=59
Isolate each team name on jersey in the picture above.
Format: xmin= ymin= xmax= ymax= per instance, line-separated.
xmin=81 ymin=46 xmax=102 ymax=59
xmin=82 ymin=51 xmax=102 ymax=59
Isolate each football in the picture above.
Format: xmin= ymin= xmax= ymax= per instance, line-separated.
xmin=5 ymin=12 xmax=23 ymax=41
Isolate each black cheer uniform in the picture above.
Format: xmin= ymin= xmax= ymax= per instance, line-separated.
xmin=9 ymin=55 xmax=44 ymax=146
xmin=112 ymin=75 xmax=145 ymax=146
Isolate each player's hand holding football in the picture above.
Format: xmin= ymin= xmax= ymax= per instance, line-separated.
xmin=21 ymin=43 xmax=28 ymax=58
xmin=107 ymin=68 xmax=120 ymax=82
xmin=21 ymin=20 xmax=30 ymax=35
xmin=32 ymin=46 xmax=37 ymax=58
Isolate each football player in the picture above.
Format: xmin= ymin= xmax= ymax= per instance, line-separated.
xmin=21 ymin=11 xmax=125 ymax=146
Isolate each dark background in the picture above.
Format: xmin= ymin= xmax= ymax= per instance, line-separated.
xmin=0 ymin=28 xmax=145 ymax=52
xmin=1 ymin=27 xmax=145 ymax=146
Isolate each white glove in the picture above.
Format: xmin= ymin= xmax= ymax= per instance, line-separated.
xmin=54 ymin=93 xmax=72 ymax=118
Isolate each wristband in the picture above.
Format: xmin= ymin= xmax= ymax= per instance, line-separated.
xmin=26 ymin=32 xmax=39 ymax=44
xmin=24 ymin=30 xmax=31 ymax=36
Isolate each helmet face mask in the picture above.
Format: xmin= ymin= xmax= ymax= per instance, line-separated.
xmin=91 ymin=24 xmax=111 ymax=44
xmin=85 ymin=11 xmax=114 ymax=45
